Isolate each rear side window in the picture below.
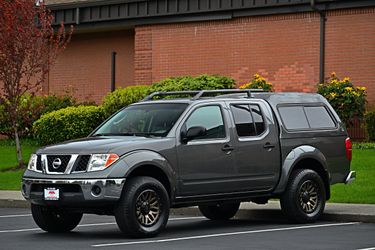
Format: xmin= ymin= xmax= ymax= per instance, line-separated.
xmin=278 ymin=105 xmax=336 ymax=131
xmin=231 ymin=104 xmax=265 ymax=137
xmin=305 ymin=106 xmax=336 ymax=129
xmin=278 ymin=106 xmax=309 ymax=130
xmin=251 ymin=105 xmax=265 ymax=135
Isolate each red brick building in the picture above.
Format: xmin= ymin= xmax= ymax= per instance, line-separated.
xmin=45 ymin=0 xmax=375 ymax=104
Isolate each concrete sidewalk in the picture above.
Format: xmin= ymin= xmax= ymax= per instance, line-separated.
xmin=1 ymin=190 xmax=374 ymax=223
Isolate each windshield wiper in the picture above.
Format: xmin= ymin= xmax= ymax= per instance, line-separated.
xmin=91 ymin=132 xmax=161 ymax=138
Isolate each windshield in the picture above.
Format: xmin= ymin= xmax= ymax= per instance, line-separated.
xmin=92 ymin=103 xmax=188 ymax=137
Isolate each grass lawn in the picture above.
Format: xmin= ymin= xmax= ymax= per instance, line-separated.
xmin=330 ymin=148 xmax=375 ymax=204
xmin=0 ymin=139 xmax=39 ymax=190
xmin=0 ymin=139 xmax=374 ymax=204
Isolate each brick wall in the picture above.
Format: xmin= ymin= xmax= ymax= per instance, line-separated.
xmin=48 ymin=30 xmax=135 ymax=102
xmin=325 ymin=8 xmax=375 ymax=104
xmin=134 ymin=7 xmax=375 ymax=103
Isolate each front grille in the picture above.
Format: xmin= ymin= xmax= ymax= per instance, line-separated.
xmin=72 ymin=155 xmax=91 ymax=172
xmin=36 ymin=155 xmax=42 ymax=171
xmin=47 ymin=155 xmax=71 ymax=173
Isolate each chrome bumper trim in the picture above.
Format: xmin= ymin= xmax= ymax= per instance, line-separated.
xmin=345 ymin=171 xmax=356 ymax=185
xmin=22 ymin=178 xmax=126 ymax=201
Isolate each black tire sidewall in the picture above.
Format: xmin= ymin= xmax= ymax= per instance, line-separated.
xmin=199 ymin=202 xmax=240 ymax=220
xmin=31 ymin=204 xmax=82 ymax=233
xmin=295 ymin=172 xmax=325 ymax=219
xmin=281 ymin=169 xmax=326 ymax=223
xmin=115 ymin=176 xmax=170 ymax=237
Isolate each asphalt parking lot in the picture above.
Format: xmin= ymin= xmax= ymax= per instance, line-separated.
xmin=0 ymin=208 xmax=374 ymax=250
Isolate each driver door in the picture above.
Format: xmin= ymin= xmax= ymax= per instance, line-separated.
xmin=176 ymin=104 xmax=235 ymax=196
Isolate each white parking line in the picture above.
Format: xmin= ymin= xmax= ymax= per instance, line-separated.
xmin=92 ymin=222 xmax=360 ymax=248
xmin=0 ymin=216 xmax=204 ymax=233
xmin=0 ymin=214 xmax=31 ymax=218
xmin=357 ymin=247 xmax=375 ymax=250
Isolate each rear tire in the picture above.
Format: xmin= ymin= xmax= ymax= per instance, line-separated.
xmin=114 ymin=176 xmax=170 ymax=238
xmin=31 ymin=204 xmax=82 ymax=233
xmin=199 ymin=203 xmax=240 ymax=220
xmin=280 ymin=169 xmax=326 ymax=223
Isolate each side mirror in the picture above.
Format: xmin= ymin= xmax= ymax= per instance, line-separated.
xmin=181 ymin=126 xmax=207 ymax=143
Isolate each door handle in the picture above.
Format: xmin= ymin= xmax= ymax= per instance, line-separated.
xmin=222 ymin=144 xmax=234 ymax=152
xmin=263 ymin=142 xmax=275 ymax=149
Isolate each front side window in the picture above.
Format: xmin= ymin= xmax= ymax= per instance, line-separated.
xmin=185 ymin=105 xmax=226 ymax=140
xmin=93 ymin=103 xmax=188 ymax=137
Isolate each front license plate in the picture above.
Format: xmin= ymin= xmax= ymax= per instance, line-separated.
xmin=44 ymin=188 xmax=60 ymax=200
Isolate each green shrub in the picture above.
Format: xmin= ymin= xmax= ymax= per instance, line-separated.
xmin=0 ymin=94 xmax=75 ymax=138
xmin=102 ymin=85 xmax=150 ymax=116
xmin=239 ymin=73 xmax=273 ymax=92
xmin=101 ymin=75 xmax=235 ymax=116
xmin=150 ymin=74 xmax=235 ymax=92
xmin=365 ymin=108 xmax=375 ymax=141
xmin=33 ymin=106 xmax=105 ymax=145
xmin=317 ymin=73 xmax=366 ymax=126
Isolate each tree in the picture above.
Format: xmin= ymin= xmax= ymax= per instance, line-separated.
xmin=0 ymin=0 xmax=72 ymax=167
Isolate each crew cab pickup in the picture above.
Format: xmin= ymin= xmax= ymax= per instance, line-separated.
xmin=22 ymin=89 xmax=356 ymax=237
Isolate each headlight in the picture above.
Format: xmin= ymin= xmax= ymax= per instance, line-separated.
xmin=27 ymin=154 xmax=38 ymax=172
xmin=87 ymin=154 xmax=119 ymax=172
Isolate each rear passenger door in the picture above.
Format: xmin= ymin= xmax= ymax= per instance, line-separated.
xmin=228 ymin=100 xmax=281 ymax=192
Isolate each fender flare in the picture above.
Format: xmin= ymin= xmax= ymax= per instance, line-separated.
xmin=273 ymin=145 xmax=330 ymax=196
xmin=109 ymin=150 xmax=176 ymax=198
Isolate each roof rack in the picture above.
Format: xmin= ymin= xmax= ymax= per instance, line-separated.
xmin=142 ymin=89 xmax=264 ymax=101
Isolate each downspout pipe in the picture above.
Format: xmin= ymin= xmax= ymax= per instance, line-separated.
xmin=311 ymin=0 xmax=326 ymax=84
xmin=111 ymin=51 xmax=117 ymax=92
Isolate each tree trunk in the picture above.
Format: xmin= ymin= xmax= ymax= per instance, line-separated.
xmin=13 ymin=125 xmax=24 ymax=168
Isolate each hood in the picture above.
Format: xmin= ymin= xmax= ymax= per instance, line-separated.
xmin=36 ymin=136 xmax=173 ymax=155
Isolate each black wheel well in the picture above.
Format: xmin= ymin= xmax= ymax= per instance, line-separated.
xmin=127 ymin=165 xmax=171 ymax=198
xmin=293 ymin=158 xmax=331 ymax=200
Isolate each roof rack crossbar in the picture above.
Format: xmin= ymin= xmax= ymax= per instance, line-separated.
xmin=142 ymin=89 xmax=265 ymax=101
xmin=142 ymin=91 xmax=201 ymax=101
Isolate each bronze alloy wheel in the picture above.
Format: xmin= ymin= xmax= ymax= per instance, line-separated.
xmin=280 ymin=169 xmax=326 ymax=223
xmin=135 ymin=189 xmax=161 ymax=227
xmin=298 ymin=180 xmax=319 ymax=214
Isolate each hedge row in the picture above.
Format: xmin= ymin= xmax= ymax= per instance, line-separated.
xmin=102 ymin=85 xmax=150 ymax=116
xmin=0 ymin=94 xmax=76 ymax=138
xmin=101 ymin=74 xmax=235 ymax=116
xmin=366 ymin=108 xmax=375 ymax=141
xmin=33 ymin=74 xmax=235 ymax=145
xmin=33 ymin=106 xmax=105 ymax=145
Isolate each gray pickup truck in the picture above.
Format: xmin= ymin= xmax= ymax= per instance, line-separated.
xmin=22 ymin=89 xmax=356 ymax=237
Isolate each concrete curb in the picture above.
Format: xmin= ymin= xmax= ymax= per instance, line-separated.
xmin=0 ymin=199 xmax=29 ymax=209
xmin=170 ymin=207 xmax=375 ymax=224
xmin=1 ymin=198 xmax=374 ymax=224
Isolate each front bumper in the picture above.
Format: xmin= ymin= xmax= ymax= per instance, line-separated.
xmin=22 ymin=178 xmax=125 ymax=206
xmin=345 ymin=171 xmax=356 ymax=184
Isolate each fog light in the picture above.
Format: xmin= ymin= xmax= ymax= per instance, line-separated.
xmin=91 ymin=185 xmax=102 ymax=196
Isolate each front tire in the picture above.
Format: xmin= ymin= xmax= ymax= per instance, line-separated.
xmin=280 ymin=169 xmax=326 ymax=223
xmin=31 ymin=204 xmax=82 ymax=233
xmin=114 ymin=176 xmax=170 ymax=238
xmin=199 ymin=202 xmax=240 ymax=220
